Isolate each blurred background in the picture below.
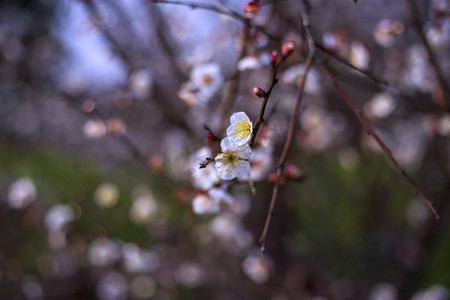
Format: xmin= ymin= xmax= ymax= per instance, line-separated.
xmin=0 ymin=0 xmax=449 ymax=299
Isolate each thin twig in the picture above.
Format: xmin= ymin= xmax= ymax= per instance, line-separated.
xmin=249 ymin=66 xmax=279 ymax=148
xmin=151 ymin=0 xmax=280 ymax=40
xmin=320 ymin=66 xmax=440 ymax=220
xmin=152 ymin=0 xmax=244 ymax=20
xmin=259 ymin=54 xmax=314 ymax=253
xmin=315 ymin=42 xmax=388 ymax=86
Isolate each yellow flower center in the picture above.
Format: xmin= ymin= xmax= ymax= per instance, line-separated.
xmin=220 ymin=151 xmax=239 ymax=166
xmin=202 ymin=74 xmax=213 ymax=86
xmin=233 ymin=121 xmax=251 ymax=137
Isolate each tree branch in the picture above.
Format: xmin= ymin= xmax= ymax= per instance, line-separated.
xmin=259 ymin=54 xmax=314 ymax=253
xmin=320 ymin=66 xmax=440 ymax=221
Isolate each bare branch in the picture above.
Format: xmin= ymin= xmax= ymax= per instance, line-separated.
xmin=249 ymin=62 xmax=279 ymax=148
xmin=320 ymin=66 xmax=440 ymax=220
xmin=316 ymin=42 xmax=388 ymax=86
xmin=259 ymin=54 xmax=314 ymax=253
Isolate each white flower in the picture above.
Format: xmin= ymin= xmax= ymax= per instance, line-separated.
xmin=226 ymin=112 xmax=253 ymax=146
xmin=190 ymin=147 xmax=219 ymax=190
xmin=192 ymin=188 xmax=233 ymax=215
xmin=178 ymin=62 xmax=224 ymax=106
xmin=191 ymin=62 xmax=223 ymax=104
xmin=44 ymin=204 xmax=74 ymax=232
xmin=192 ymin=193 xmax=219 ymax=215
xmin=7 ymin=177 xmax=36 ymax=209
xmin=349 ymin=41 xmax=370 ymax=70
xmin=215 ymin=137 xmax=251 ymax=180
xmin=88 ymin=237 xmax=121 ymax=267
xmin=242 ymin=254 xmax=271 ymax=284
xmin=280 ymin=64 xmax=321 ymax=95
xmin=129 ymin=195 xmax=158 ymax=224
xmin=237 ymin=55 xmax=262 ymax=71
xmin=249 ymin=147 xmax=273 ymax=181
xmin=94 ymin=182 xmax=119 ymax=208
xmin=364 ymin=93 xmax=396 ymax=119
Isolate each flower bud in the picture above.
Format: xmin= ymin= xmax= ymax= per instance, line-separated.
xmin=243 ymin=1 xmax=261 ymax=19
xmin=253 ymin=86 xmax=266 ymax=98
xmin=270 ymin=50 xmax=281 ymax=68
xmin=281 ymin=41 xmax=295 ymax=58
xmin=284 ymin=163 xmax=305 ymax=180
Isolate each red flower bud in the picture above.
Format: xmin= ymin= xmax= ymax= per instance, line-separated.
xmin=243 ymin=1 xmax=261 ymax=19
xmin=253 ymin=86 xmax=266 ymax=98
xmin=281 ymin=41 xmax=295 ymax=58
xmin=270 ymin=50 xmax=281 ymax=68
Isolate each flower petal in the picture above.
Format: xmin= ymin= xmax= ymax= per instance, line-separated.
xmin=230 ymin=112 xmax=250 ymax=124
xmin=236 ymin=160 xmax=251 ymax=179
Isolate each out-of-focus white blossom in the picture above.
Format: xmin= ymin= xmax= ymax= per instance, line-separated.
xmin=210 ymin=213 xmax=243 ymax=239
xmin=44 ymin=204 xmax=74 ymax=232
xmin=369 ymin=282 xmax=398 ymax=300
xmin=300 ymin=106 xmax=325 ymax=131
xmin=430 ymin=0 xmax=449 ymax=14
xmin=130 ymin=275 xmax=156 ymax=299
xmin=106 ymin=118 xmax=127 ymax=135
xmin=249 ymin=147 xmax=273 ymax=181
xmin=179 ymin=62 xmax=223 ymax=106
xmin=364 ymin=93 xmax=397 ymax=119
xmin=129 ymin=69 xmax=153 ymax=99
xmin=129 ymin=194 xmax=158 ymax=224
xmin=300 ymin=110 xmax=349 ymax=152
xmin=406 ymin=198 xmax=431 ymax=228
xmin=242 ymin=254 xmax=271 ymax=284
xmin=405 ymin=45 xmax=436 ymax=93
xmin=237 ymin=55 xmax=262 ymax=71
xmin=48 ymin=231 xmax=67 ymax=250
xmin=192 ymin=193 xmax=219 ymax=215
xmin=94 ymin=182 xmax=119 ymax=208
xmin=349 ymin=41 xmax=370 ymax=70
xmin=190 ymin=147 xmax=219 ymax=190
xmin=281 ymin=64 xmax=321 ymax=95
xmin=192 ymin=188 xmax=232 ymax=215
xmin=174 ymin=261 xmax=204 ymax=288
xmin=437 ymin=114 xmax=450 ymax=136
xmin=411 ymin=285 xmax=448 ymax=300
xmin=215 ymin=137 xmax=251 ymax=180
xmin=83 ymin=119 xmax=106 ymax=139
xmin=373 ymin=19 xmax=404 ymax=47
xmin=226 ymin=112 xmax=253 ymax=146
xmin=425 ymin=20 xmax=450 ymax=50
xmin=96 ymin=272 xmax=128 ymax=300
xmin=122 ymin=243 xmax=160 ymax=273
xmin=322 ymin=30 xmax=349 ymax=56
xmin=88 ymin=237 xmax=121 ymax=267
xmin=7 ymin=177 xmax=37 ymax=209
xmin=22 ymin=275 xmax=43 ymax=300
xmin=337 ymin=148 xmax=360 ymax=171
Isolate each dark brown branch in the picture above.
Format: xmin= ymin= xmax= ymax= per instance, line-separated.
xmin=320 ymin=66 xmax=440 ymax=221
xmin=249 ymin=65 xmax=279 ymax=148
xmin=259 ymin=54 xmax=314 ymax=253
xmin=316 ymin=42 xmax=388 ymax=86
